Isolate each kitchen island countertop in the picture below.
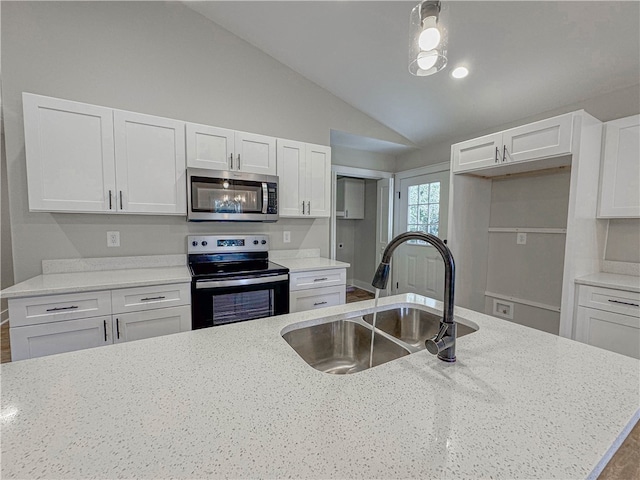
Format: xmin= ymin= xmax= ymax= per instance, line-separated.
xmin=1 ymin=294 xmax=638 ymax=479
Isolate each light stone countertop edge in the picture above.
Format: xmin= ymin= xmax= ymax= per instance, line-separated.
xmin=575 ymin=272 xmax=640 ymax=293
xmin=272 ymin=256 xmax=350 ymax=272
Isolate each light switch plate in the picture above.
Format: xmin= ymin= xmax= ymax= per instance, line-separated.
xmin=517 ymin=232 xmax=527 ymax=245
xmin=283 ymin=231 xmax=291 ymax=243
xmin=107 ymin=231 xmax=120 ymax=247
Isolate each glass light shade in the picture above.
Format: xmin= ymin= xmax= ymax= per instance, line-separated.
xmin=409 ymin=1 xmax=448 ymax=77
xmin=451 ymin=66 xmax=469 ymax=79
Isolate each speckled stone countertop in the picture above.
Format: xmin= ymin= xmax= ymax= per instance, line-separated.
xmin=1 ymin=294 xmax=638 ymax=479
xmin=0 ymin=266 xmax=191 ymax=299
xmin=271 ymin=257 xmax=350 ymax=272
xmin=575 ymin=272 xmax=640 ymax=293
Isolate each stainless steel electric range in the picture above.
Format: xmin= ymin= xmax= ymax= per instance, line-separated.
xmin=188 ymin=235 xmax=289 ymax=329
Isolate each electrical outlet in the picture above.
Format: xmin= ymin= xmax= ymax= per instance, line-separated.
xmin=517 ymin=232 xmax=527 ymax=245
xmin=493 ymin=298 xmax=514 ymax=319
xmin=107 ymin=231 xmax=120 ymax=247
xmin=283 ymin=231 xmax=291 ymax=243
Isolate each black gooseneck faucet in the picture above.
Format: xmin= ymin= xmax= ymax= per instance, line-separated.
xmin=372 ymin=231 xmax=457 ymax=362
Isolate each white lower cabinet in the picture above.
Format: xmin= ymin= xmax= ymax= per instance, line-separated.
xmin=9 ymin=283 xmax=191 ymax=361
xmin=289 ymin=268 xmax=346 ymax=313
xmin=113 ymin=306 xmax=190 ymax=344
xmin=574 ymin=285 xmax=639 ymax=359
xmin=11 ymin=316 xmax=113 ymax=361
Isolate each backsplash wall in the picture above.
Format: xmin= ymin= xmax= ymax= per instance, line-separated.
xmin=2 ymin=1 xmax=409 ymax=282
xmin=605 ymin=219 xmax=640 ymax=263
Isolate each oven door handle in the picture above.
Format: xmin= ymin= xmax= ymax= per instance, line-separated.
xmin=262 ymin=183 xmax=268 ymax=214
xmin=195 ymin=274 xmax=289 ymax=289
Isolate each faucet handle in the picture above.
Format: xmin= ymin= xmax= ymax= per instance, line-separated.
xmin=425 ymin=323 xmax=455 ymax=357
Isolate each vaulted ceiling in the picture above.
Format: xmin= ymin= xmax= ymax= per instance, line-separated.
xmin=187 ymin=1 xmax=640 ymax=150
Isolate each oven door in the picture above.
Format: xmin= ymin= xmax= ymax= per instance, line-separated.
xmin=187 ymin=168 xmax=278 ymax=222
xmin=191 ymin=274 xmax=289 ymax=329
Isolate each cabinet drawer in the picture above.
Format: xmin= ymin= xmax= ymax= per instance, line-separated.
xmin=290 ymin=285 xmax=346 ymax=313
xmin=578 ymin=285 xmax=640 ymax=317
xmin=113 ymin=305 xmax=191 ymax=343
xmin=289 ymin=269 xmax=346 ymax=291
xmin=8 ymin=291 xmax=112 ymax=327
xmin=575 ymin=306 xmax=639 ymax=359
xmin=111 ymin=283 xmax=190 ymax=314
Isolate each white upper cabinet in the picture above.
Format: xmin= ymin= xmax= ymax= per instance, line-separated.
xmin=114 ymin=110 xmax=186 ymax=215
xmin=185 ymin=125 xmax=277 ymax=175
xmin=598 ymin=115 xmax=640 ymax=218
xmin=452 ymin=132 xmax=502 ymax=172
xmin=235 ymin=131 xmax=277 ymax=175
xmin=452 ymin=113 xmax=573 ymax=174
xmin=276 ymin=139 xmax=306 ymax=216
xmin=306 ymin=144 xmax=331 ymax=217
xmin=23 ymin=93 xmax=187 ymax=215
xmin=23 ymin=93 xmax=116 ymax=213
xmin=186 ymin=123 xmax=234 ymax=171
xmin=336 ymin=177 xmax=365 ymax=219
xmin=276 ymin=139 xmax=331 ymax=218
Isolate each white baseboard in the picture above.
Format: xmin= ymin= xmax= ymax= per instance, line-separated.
xmin=350 ymin=279 xmax=375 ymax=294
xmin=1 ymin=309 xmax=9 ymax=325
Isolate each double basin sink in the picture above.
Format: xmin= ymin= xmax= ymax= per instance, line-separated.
xmin=282 ymin=307 xmax=477 ymax=375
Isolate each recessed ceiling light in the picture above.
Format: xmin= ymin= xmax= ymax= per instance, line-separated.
xmin=451 ymin=66 xmax=469 ymax=79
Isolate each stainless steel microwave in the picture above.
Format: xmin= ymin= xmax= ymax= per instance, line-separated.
xmin=187 ymin=168 xmax=279 ymax=222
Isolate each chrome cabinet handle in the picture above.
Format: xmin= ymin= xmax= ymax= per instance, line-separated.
xmin=495 ymin=147 xmax=500 ymax=163
xmin=119 ymin=191 xmax=123 ymax=210
xmin=46 ymin=305 xmax=79 ymax=312
xmin=503 ymin=145 xmax=507 ymax=162
xmin=116 ymin=318 xmax=120 ymax=339
xmin=307 ymin=201 xmax=310 ymax=215
xmin=229 ymin=153 xmax=233 ymax=170
xmin=302 ymin=201 xmax=305 ymax=215
xmin=314 ymin=301 xmax=327 ymax=306
xmin=608 ymin=299 xmax=639 ymax=307
xmin=141 ymin=296 xmax=166 ymax=301
xmin=237 ymin=154 xmax=241 ymax=170
xmin=108 ymin=190 xmax=113 ymax=209
xmin=314 ymin=277 xmax=328 ymax=282
xmin=345 ymin=209 xmax=348 ymax=218
xmin=103 ymin=319 xmax=108 ymax=342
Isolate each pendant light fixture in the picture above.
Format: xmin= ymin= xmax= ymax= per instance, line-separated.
xmin=409 ymin=0 xmax=448 ymax=76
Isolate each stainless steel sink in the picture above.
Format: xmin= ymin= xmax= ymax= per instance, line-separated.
xmin=282 ymin=319 xmax=410 ymax=375
xmin=363 ymin=307 xmax=477 ymax=349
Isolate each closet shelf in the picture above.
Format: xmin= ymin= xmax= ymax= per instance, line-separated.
xmin=488 ymin=227 xmax=567 ymax=234
xmin=485 ymin=291 xmax=561 ymax=313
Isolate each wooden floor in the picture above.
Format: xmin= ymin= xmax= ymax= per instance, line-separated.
xmin=1 ymin=291 xmax=638 ymax=478
xmin=346 ymin=286 xmax=375 ymax=303
xmin=1 ymin=320 xmax=11 ymax=363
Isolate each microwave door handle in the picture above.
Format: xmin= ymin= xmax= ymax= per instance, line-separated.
xmin=262 ymin=183 xmax=268 ymax=214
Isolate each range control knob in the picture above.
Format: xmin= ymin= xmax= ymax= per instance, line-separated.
xmin=261 ymin=240 xmax=267 ymax=245
xmin=191 ymin=241 xmax=198 ymax=247
xmin=253 ymin=240 xmax=259 ymax=245
xmin=202 ymin=241 xmax=208 ymax=247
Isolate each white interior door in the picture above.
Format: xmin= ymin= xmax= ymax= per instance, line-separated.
xmin=393 ymin=171 xmax=449 ymax=300
xmin=375 ymin=177 xmax=394 ymax=296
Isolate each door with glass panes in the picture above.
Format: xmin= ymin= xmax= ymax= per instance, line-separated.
xmin=394 ymin=171 xmax=449 ymax=300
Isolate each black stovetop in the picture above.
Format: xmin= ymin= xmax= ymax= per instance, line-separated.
xmin=188 ymin=254 xmax=288 ymax=280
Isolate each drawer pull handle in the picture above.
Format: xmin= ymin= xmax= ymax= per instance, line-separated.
xmin=103 ymin=319 xmax=108 ymax=342
xmin=314 ymin=301 xmax=327 ymax=306
xmin=607 ymin=299 xmax=639 ymax=307
xmin=313 ymin=278 xmax=328 ymax=282
xmin=46 ymin=305 xmax=79 ymax=312
xmin=141 ymin=296 xmax=166 ymax=301
xmin=116 ymin=318 xmax=120 ymax=339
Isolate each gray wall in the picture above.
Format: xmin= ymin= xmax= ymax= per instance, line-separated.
xmin=2 ymin=1 xmax=410 ymax=283
xmin=332 ymin=146 xmax=396 ymax=172
xmin=605 ymin=219 xmax=640 ymax=263
xmin=1 ymin=129 xmax=15 ymax=316
xmin=335 ymin=220 xmax=356 ymax=281
xmin=352 ymin=179 xmax=378 ymax=287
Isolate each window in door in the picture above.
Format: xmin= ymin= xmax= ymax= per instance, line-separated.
xmin=407 ymin=182 xmax=440 ymax=243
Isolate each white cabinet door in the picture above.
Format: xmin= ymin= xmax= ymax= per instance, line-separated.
xmin=186 ymin=123 xmax=234 ymax=171
xmin=306 ymin=144 xmax=331 ymax=217
xmin=10 ymin=316 xmax=112 ymax=361
xmin=22 ymin=93 xmax=116 ymax=213
xmin=451 ymin=132 xmax=502 ymax=173
xmin=235 ymin=131 xmax=276 ymax=175
xmin=598 ymin=115 xmax=640 ymax=218
xmin=113 ymin=305 xmax=191 ymax=344
xmin=276 ymin=139 xmax=306 ymax=216
xmin=502 ymin=113 xmax=572 ymax=164
xmin=575 ymin=306 xmax=639 ymax=359
xmin=114 ymin=110 xmax=186 ymax=215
